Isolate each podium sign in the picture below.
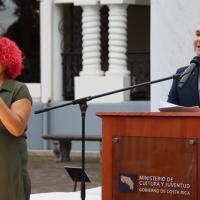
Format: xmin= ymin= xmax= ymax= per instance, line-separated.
xmin=97 ymin=112 xmax=200 ymax=200
xmin=112 ymin=136 xmax=197 ymax=200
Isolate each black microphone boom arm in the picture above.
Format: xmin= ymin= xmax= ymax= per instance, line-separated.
xmin=35 ymin=73 xmax=181 ymax=114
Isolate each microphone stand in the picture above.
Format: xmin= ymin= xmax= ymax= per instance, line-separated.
xmin=35 ymin=73 xmax=181 ymax=200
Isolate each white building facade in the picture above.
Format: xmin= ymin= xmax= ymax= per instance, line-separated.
xmin=39 ymin=0 xmax=149 ymax=104
xmin=37 ymin=0 xmax=200 ymax=109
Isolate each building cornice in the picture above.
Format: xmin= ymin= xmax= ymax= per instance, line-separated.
xmin=54 ymin=0 xmax=150 ymax=5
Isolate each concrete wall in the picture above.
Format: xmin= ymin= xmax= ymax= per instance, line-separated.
xmin=27 ymin=103 xmax=44 ymax=149
xmin=27 ymin=101 xmax=150 ymax=151
xmin=151 ymin=0 xmax=200 ymax=111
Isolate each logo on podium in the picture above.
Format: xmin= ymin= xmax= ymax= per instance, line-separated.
xmin=119 ymin=173 xmax=137 ymax=193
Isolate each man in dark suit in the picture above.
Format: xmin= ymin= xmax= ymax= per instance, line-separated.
xmin=167 ymin=24 xmax=200 ymax=107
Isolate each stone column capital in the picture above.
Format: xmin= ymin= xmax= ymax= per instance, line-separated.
xmin=74 ymin=0 xmax=100 ymax=6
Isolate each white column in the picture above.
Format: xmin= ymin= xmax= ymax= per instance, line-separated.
xmin=52 ymin=4 xmax=63 ymax=101
xmin=106 ymin=4 xmax=130 ymax=76
xmin=40 ymin=0 xmax=54 ymax=149
xmin=75 ymin=2 xmax=130 ymax=102
xmin=80 ymin=5 xmax=104 ymax=76
xmin=40 ymin=0 xmax=53 ymax=103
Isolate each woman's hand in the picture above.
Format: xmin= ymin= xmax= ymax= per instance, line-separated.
xmin=0 ymin=98 xmax=32 ymax=137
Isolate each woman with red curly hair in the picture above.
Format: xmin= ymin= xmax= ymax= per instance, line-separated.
xmin=0 ymin=37 xmax=32 ymax=200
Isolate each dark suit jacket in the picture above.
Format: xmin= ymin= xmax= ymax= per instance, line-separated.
xmin=167 ymin=66 xmax=199 ymax=106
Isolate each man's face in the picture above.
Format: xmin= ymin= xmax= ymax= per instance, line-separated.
xmin=194 ymin=25 xmax=200 ymax=56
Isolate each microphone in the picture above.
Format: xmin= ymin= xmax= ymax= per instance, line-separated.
xmin=178 ymin=56 xmax=200 ymax=88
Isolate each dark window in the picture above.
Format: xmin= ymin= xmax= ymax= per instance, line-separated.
xmin=127 ymin=5 xmax=150 ymax=100
xmin=0 ymin=0 xmax=40 ymax=83
xmin=61 ymin=4 xmax=82 ymax=100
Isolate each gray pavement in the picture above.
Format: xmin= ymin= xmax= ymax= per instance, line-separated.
xmin=28 ymin=151 xmax=101 ymax=194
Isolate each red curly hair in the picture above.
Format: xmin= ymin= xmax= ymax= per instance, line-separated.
xmin=0 ymin=37 xmax=24 ymax=79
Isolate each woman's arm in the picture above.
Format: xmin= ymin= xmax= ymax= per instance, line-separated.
xmin=0 ymin=98 xmax=32 ymax=137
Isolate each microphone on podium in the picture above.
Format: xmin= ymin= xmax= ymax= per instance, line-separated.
xmin=178 ymin=56 xmax=200 ymax=88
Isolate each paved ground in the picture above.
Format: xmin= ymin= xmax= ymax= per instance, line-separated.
xmin=28 ymin=151 xmax=101 ymax=194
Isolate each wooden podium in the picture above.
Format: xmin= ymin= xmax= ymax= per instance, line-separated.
xmin=97 ymin=112 xmax=200 ymax=200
